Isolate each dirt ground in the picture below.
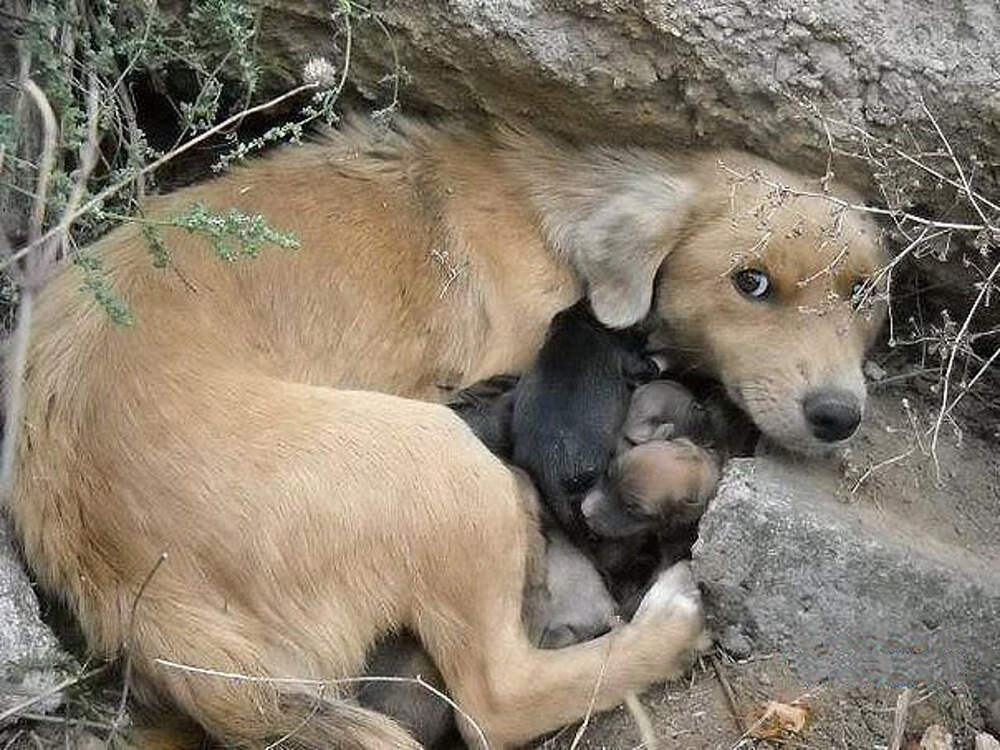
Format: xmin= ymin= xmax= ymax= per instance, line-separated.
xmin=0 ymin=650 xmax=989 ymax=749
xmin=843 ymin=341 xmax=1000 ymax=560
xmin=536 ymin=650 xmax=986 ymax=750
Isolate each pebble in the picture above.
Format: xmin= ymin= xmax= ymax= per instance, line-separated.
xmin=720 ymin=625 xmax=753 ymax=660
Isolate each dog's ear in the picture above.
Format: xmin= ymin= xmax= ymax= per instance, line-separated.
xmin=502 ymin=136 xmax=696 ymax=328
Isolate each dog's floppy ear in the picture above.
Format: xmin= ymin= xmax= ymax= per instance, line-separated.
xmin=502 ymin=135 xmax=696 ymax=328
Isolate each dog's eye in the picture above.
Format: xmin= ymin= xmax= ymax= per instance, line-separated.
xmin=731 ymin=269 xmax=771 ymax=300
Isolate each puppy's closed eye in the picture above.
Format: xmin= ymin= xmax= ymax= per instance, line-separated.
xmin=562 ymin=467 xmax=602 ymax=495
xmin=581 ymin=486 xmax=655 ymax=539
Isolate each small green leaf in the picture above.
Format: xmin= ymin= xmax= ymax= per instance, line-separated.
xmin=73 ymin=252 xmax=134 ymax=326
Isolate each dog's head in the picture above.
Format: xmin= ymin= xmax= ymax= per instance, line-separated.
xmin=649 ymin=156 xmax=887 ymax=453
xmin=518 ymin=144 xmax=887 ymax=453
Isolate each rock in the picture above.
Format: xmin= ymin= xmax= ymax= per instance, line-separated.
xmin=0 ymin=516 xmax=74 ymax=718
xmin=691 ymin=443 xmax=1000 ymax=698
xmin=248 ymin=1 xmax=998 ymax=217
xmin=976 ymin=733 xmax=1000 ymax=750
xmin=863 ymin=360 xmax=887 ymax=382
xmin=986 ymin=696 xmax=1000 ymax=737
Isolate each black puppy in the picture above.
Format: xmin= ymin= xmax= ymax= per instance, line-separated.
xmin=448 ymin=359 xmax=759 ymax=614
xmin=506 ymin=298 xmax=657 ymax=533
xmin=446 ymin=374 xmax=518 ymax=457
xmin=448 ymin=299 xmax=655 ymax=533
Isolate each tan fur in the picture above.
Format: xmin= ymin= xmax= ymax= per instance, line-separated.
xmin=616 ymin=439 xmax=719 ymax=517
xmin=7 ymin=116 xmax=885 ymax=747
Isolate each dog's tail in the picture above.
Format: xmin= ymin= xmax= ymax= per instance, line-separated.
xmin=126 ymin=691 xmax=423 ymax=750
xmin=263 ymin=693 xmax=424 ymax=749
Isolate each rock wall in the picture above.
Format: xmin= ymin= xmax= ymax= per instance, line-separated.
xmin=244 ymin=0 xmax=1000 ymax=332
xmin=254 ymin=0 xmax=1000 ymax=217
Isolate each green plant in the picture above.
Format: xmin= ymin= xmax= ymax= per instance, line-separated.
xmin=0 ymin=0 xmax=399 ymax=528
xmin=1 ymin=0 xmax=399 ymax=320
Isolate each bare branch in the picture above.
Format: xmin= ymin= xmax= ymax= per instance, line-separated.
xmin=0 ymin=284 xmax=35 ymax=500
xmin=920 ymin=98 xmax=996 ymax=232
xmin=106 ymin=552 xmax=168 ymax=745
xmin=18 ymin=79 xmax=57 ymax=250
xmin=152 ymin=657 xmax=489 ymax=749
xmin=0 ymin=667 xmax=109 ymax=726
xmin=929 ymin=255 xmax=1000 ymax=469
xmin=716 ymin=161 xmax=988 ymax=233
xmin=56 ymin=70 xmax=102 ymax=264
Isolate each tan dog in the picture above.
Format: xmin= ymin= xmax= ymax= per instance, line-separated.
xmin=6 ymin=115 xmax=886 ymax=747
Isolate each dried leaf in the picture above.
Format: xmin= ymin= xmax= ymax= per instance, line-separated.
xmin=746 ymin=700 xmax=810 ymax=739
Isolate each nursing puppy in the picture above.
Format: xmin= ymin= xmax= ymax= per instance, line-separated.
xmin=620 ymin=378 xmax=758 ymax=458
xmin=509 ymin=298 xmax=657 ymax=532
xmin=9 ymin=115 xmax=886 ymax=748
xmin=586 ymin=379 xmax=756 ymax=543
xmin=450 ymin=299 xmax=657 ymax=536
xmin=582 ymin=437 xmax=719 ymax=543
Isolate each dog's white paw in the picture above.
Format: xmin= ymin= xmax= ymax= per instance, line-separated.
xmin=632 ymin=562 xmax=712 ymax=675
xmin=633 ymin=561 xmax=700 ymax=621
xmin=632 ymin=561 xmax=704 ymax=641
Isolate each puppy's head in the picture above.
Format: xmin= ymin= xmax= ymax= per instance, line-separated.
xmin=649 ymin=154 xmax=887 ymax=453
xmin=581 ymin=438 xmax=719 ymax=538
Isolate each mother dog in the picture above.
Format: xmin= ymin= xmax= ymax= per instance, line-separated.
xmin=7 ymin=116 xmax=885 ymax=747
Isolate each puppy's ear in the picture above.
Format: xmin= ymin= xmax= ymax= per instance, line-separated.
xmin=502 ymin=135 xmax=696 ymax=328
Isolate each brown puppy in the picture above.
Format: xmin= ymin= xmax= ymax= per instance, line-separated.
xmin=620 ymin=379 xmax=757 ymax=458
xmin=7 ymin=114 xmax=886 ymax=747
xmin=586 ymin=377 xmax=759 ymax=540
xmin=584 ymin=379 xmax=756 ymax=609
xmin=582 ymin=438 xmax=719 ymax=542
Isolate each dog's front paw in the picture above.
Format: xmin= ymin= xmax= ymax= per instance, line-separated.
xmin=632 ymin=561 xmax=712 ymax=674
xmin=633 ymin=561 xmax=700 ymax=622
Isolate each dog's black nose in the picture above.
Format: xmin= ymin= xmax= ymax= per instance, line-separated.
xmin=803 ymin=390 xmax=861 ymax=442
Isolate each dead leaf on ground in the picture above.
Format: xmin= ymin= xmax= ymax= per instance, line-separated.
xmin=746 ymin=700 xmax=810 ymax=739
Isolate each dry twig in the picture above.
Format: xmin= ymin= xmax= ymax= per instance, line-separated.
xmin=568 ymin=633 xmax=615 ymax=750
xmin=0 ymin=81 xmax=320 ymax=275
xmin=105 ymin=552 xmax=168 ymax=745
xmin=710 ymin=654 xmax=746 ymax=735
xmin=889 ymin=687 xmax=912 ymax=750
